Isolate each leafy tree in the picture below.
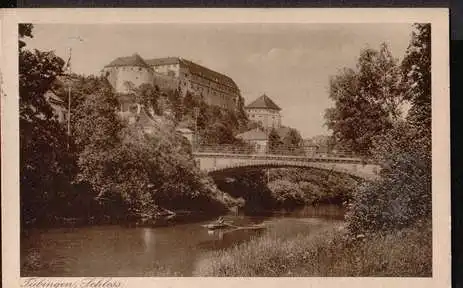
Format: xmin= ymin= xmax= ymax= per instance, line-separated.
xmin=19 ymin=23 xmax=33 ymax=50
xmin=19 ymin=33 xmax=65 ymax=121
xmin=282 ymin=128 xmax=303 ymax=152
xmin=167 ymin=88 xmax=183 ymax=122
xmin=234 ymin=95 xmax=250 ymax=130
xmin=268 ymin=128 xmax=282 ymax=153
xmin=268 ymin=179 xmax=305 ymax=207
xmin=182 ymin=91 xmax=197 ymax=114
xmin=401 ymin=23 xmax=431 ymax=146
xmin=52 ymin=74 xmax=113 ymax=112
xmin=72 ymin=86 xmax=124 ymax=194
xmin=19 ymin=24 xmax=77 ymax=224
xmin=125 ymin=83 xmax=161 ymax=116
xmin=346 ymin=24 xmax=432 ymax=235
xmin=324 ymin=43 xmax=405 ymax=156
xmin=72 ymin=79 xmax=231 ymax=219
xmin=346 ymin=121 xmax=431 ymax=234
xmin=201 ymin=122 xmax=237 ymax=145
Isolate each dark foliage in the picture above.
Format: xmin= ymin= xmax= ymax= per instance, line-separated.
xmin=345 ymin=24 xmax=432 ymax=235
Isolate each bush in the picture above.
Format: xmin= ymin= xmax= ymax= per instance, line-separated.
xmin=345 ymin=122 xmax=431 ymax=234
xmin=268 ymin=180 xmax=305 ymax=207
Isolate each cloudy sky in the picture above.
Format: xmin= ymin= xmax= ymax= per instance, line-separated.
xmin=25 ymin=23 xmax=414 ymax=138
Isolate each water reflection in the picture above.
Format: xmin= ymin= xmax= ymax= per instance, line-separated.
xmin=142 ymin=228 xmax=154 ymax=253
xmin=199 ymin=226 xmax=266 ymax=250
xmin=289 ymin=205 xmax=346 ymax=220
xmin=207 ymin=229 xmax=224 ymax=240
xmin=21 ymin=204 xmax=344 ymax=277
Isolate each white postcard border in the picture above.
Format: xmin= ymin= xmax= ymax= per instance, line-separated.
xmin=1 ymin=8 xmax=450 ymax=288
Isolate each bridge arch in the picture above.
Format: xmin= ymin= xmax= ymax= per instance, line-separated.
xmin=207 ymin=163 xmax=370 ymax=182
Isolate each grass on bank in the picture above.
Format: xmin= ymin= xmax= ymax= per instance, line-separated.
xmin=193 ymin=220 xmax=432 ymax=277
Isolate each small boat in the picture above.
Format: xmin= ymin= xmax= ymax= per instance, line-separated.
xmin=202 ymin=217 xmax=236 ymax=230
xmin=201 ymin=223 xmax=232 ymax=230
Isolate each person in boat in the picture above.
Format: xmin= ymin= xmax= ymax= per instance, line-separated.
xmin=216 ymin=216 xmax=225 ymax=225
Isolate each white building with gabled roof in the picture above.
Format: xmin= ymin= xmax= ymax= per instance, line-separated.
xmin=236 ymin=127 xmax=269 ymax=154
xmin=245 ymin=94 xmax=282 ymax=129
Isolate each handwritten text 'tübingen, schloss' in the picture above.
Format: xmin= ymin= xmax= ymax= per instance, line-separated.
xmin=21 ymin=278 xmax=122 ymax=288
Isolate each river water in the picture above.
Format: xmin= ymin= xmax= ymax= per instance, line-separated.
xmin=21 ymin=205 xmax=344 ymax=277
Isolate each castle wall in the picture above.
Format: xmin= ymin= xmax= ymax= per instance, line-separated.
xmin=104 ymin=66 xmax=153 ymax=94
xmin=179 ymin=64 xmax=239 ymax=110
xmin=152 ymin=72 xmax=180 ymax=91
xmin=149 ymin=60 xmax=240 ymax=110
xmin=102 ymin=67 xmax=119 ymax=91
xmin=151 ymin=63 xmax=180 ymax=77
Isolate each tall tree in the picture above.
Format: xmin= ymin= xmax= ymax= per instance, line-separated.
xmin=346 ymin=24 xmax=432 ymax=234
xmin=324 ymin=43 xmax=405 ymax=156
xmin=401 ymin=23 xmax=431 ymax=144
xmin=19 ymin=24 xmax=76 ymax=224
xmin=282 ymin=128 xmax=303 ymax=151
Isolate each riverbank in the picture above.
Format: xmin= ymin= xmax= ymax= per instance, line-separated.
xmin=21 ymin=210 xmax=226 ymax=229
xmin=193 ymin=220 xmax=432 ymax=277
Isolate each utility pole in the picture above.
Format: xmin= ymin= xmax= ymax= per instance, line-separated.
xmin=194 ymin=107 xmax=199 ymax=152
xmin=65 ymin=36 xmax=83 ymax=150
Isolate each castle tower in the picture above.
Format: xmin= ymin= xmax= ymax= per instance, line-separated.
xmin=245 ymin=94 xmax=282 ymax=129
xmin=102 ymin=53 xmax=153 ymax=94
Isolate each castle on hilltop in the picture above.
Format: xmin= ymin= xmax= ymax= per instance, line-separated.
xmin=102 ymin=54 xmax=241 ymax=110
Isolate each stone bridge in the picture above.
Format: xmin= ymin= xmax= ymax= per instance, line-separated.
xmin=193 ymin=152 xmax=381 ymax=181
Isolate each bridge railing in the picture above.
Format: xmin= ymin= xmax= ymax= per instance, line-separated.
xmin=195 ymin=145 xmax=255 ymax=154
xmin=195 ymin=145 xmax=364 ymax=159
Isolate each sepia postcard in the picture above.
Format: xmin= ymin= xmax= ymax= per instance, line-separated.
xmin=1 ymin=8 xmax=450 ymax=288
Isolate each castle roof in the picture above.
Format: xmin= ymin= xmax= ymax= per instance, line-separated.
xmin=105 ymin=53 xmax=150 ymax=68
xmin=236 ymin=128 xmax=268 ymax=141
xmin=180 ymin=59 xmax=238 ymax=90
xmin=245 ymin=94 xmax=281 ymax=111
xmin=146 ymin=57 xmax=239 ymax=90
xmin=145 ymin=57 xmax=180 ymax=66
